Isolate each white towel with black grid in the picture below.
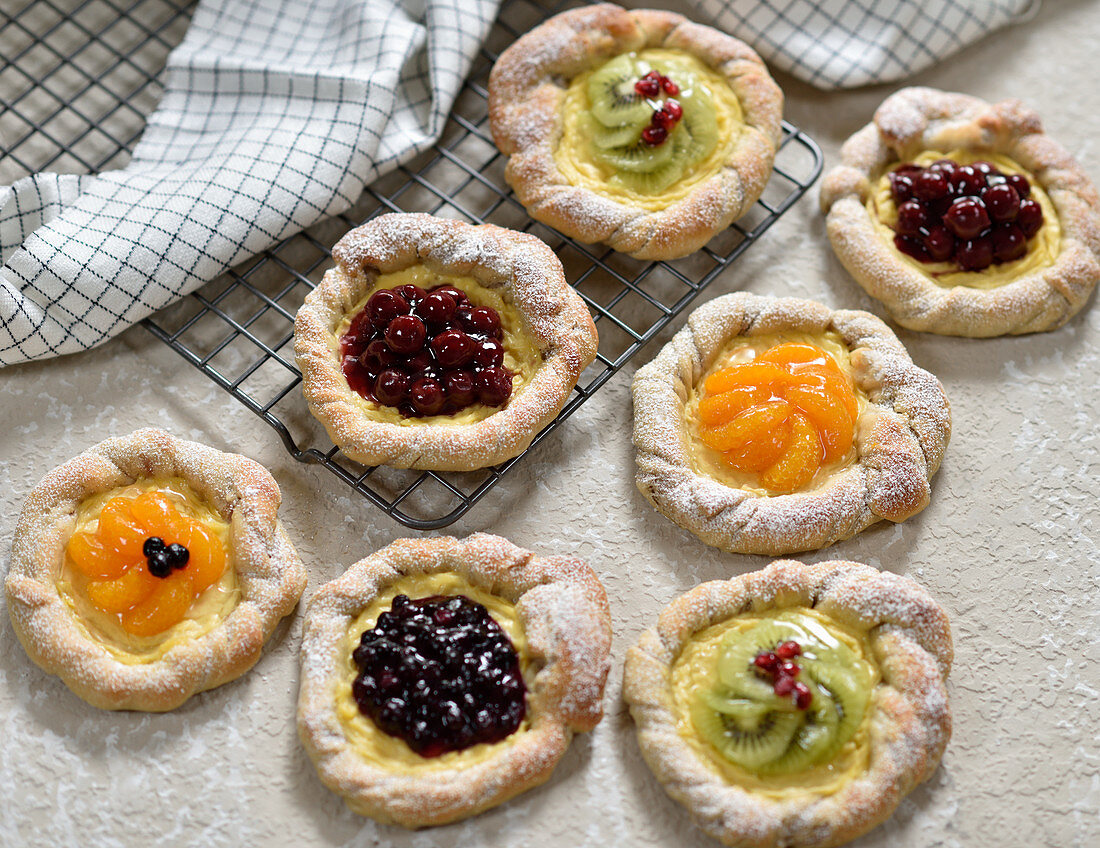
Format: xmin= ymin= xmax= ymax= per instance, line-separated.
xmin=0 ymin=0 xmax=498 ymax=367
xmin=688 ymin=0 xmax=1038 ymax=88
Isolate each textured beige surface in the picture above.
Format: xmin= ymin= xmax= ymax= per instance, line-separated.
xmin=2 ymin=1 xmax=1098 ymax=846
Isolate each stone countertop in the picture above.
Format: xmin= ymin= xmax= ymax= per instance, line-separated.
xmin=2 ymin=1 xmax=1098 ymax=846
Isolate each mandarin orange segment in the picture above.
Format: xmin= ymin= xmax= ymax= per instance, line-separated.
xmin=699 ymin=400 xmax=791 ymax=453
xmin=130 ymin=491 xmax=187 ymax=540
xmin=756 ymin=343 xmax=829 ymax=369
xmin=86 ymin=566 xmax=160 ymax=614
xmin=785 ymin=384 xmax=854 ymax=463
xmin=758 ymin=411 xmax=823 ymax=493
xmin=722 ymin=418 xmax=792 ymax=472
xmin=121 ymin=573 xmax=195 ymax=638
xmin=698 ymin=385 xmax=770 ymax=427
xmin=97 ymin=499 xmax=149 ymax=558
xmin=67 ymin=531 xmax=132 ymax=580
xmin=180 ymin=520 xmax=225 ymax=595
xmin=704 ymin=362 xmax=793 ymax=397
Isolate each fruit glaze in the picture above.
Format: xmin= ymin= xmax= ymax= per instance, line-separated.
xmin=889 ymin=157 xmax=1044 ymax=272
xmin=340 ymin=284 xmax=514 ymax=418
xmin=696 ymin=343 xmax=859 ymax=494
xmin=352 ymin=593 xmax=527 ymax=757
xmin=66 ymin=491 xmax=225 ymax=637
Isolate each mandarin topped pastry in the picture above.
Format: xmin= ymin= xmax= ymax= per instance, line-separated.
xmin=821 ymin=87 xmax=1100 ymax=336
xmin=297 ymin=533 xmax=612 ymax=827
xmin=632 ymin=293 xmax=950 ymax=555
xmin=4 ymin=428 xmax=307 ymax=711
xmin=489 ymin=3 xmax=783 ymax=260
xmin=294 ymin=214 xmax=598 ymax=470
xmin=624 ymin=559 xmax=953 ymax=848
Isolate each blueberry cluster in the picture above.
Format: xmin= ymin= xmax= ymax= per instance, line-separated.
xmin=889 ymin=158 xmax=1044 ymax=272
xmin=339 ymin=283 xmax=514 ymax=418
xmin=352 ymin=594 xmax=526 ymax=757
xmin=142 ymin=536 xmax=190 ymax=578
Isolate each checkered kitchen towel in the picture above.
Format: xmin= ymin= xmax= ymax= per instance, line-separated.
xmin=688 ymin=0 xmax=1037 ymax=89
xmin=0 ymin=0 xmax=498 ymax=366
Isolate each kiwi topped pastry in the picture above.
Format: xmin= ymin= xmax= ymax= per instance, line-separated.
xmin=624 ymin=559 xmax=953 ymax=848
xmin=294 ymin=213 xmax=598 ymax=471
xmin=4 ymin=428 xmax=307 ymax=711
xmin=489 ymin=3 xmax=783 ymax=260
xmin=632 ymin=292 xmax=951 ymax=555
xmin=296 ymin=533 xmax=612 ymax=827
xmin=821 ymin=87 xmax=1100 ymax=336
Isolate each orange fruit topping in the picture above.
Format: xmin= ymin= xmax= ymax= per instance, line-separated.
xmin=66 ymin=491 xmax=227 ymax=637
xmin=697 ymin=342 xmax=859 ymax=493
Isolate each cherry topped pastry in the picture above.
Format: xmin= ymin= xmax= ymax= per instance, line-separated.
xmin=888 ymin=157 xmax=1044 ymax=271
xmin=340 ymin=284 xmax=513 ymax=418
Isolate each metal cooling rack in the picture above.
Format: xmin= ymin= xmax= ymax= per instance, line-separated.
xmin=1 ymin=0 xmax=823 ymax=529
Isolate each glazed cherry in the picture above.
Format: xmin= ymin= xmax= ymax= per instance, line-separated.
xmin=375 ymin=369 xmax=410 ymax=406
xmin=942 ymin=197 xmax=990 ymax=239
xmin=895 ymin=200 xmax=928 ymax=236
xmin=889 ymin=173 xmax=914 ymax=204
xmin=1007 ymin=173 xmax=1031 ymax=198
xmin=775 ymin=641 xmax=802 ymax=660
xmin=367 ymin=289 xmax=410 ymax=330
xmin=956 ymin=236 xmax=994 ymax=271
xmin=1017 ymin=199 xmax=1043 ymax=237
xmin=430 ymin=328 xmax=475 ymax=369
xmin=754 ymin=642 xmax=813 ymax=710
xmin=924 ymin=225 xmax=956 ymax=262
xmin=634 ymin=70 xmax=661 ymax=98
xmin=339 ymin=283 xmax=516 ymax=417
xmin=753 ymin=651 xmax=780 ymax=671
xmin=352 ymin=594 xmax=526 ymax=757
xmin=416 ymin=291 xmax=458 ymax=326
xmin=992 ymin=224 xmax=1027 ymax=262
xmin=641 ymin=125 xmax=668 ymax=146
xmin=410 ymin=377 xmax=446 ymax=415
xmin=476 ymin=368 xmax=513 ymax=407
xmin=912 ymin=170 xmax=949 ymax=201
xmin=982 ymin=183 xmax=1021 ymax=223
xmin=385 ymin=315 xmax=427 ymax=354
xmin=952 ymin=165 xmax=986 ymax=197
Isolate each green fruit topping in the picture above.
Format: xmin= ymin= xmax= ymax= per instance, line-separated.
xmin=583 ymin=52 xmax=720 ymax=194
xmin=691 ymin=610 xmax=875 ymax=776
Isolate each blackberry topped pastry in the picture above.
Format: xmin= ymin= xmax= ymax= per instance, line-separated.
xmin=489 ymin=3 xmax=783 ymax=260
xmin=822 ymin=87 xmax=1100 ymax=336
xmin=297 ymin=534 xmax=612 ymax=827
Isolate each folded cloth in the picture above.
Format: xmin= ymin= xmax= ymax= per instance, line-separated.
xmin=0 ymin=0 xmax=499 ymax=367
xmin=688 ymin=0 xmax=1036 ymax=89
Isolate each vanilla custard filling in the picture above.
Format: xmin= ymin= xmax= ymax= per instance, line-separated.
xmin=57 ymin=477 xmax=239 ymax=664
xmin=671 ymin=607 xmax=880 ymax=798
xmin=556 ymin=48 xmax=744 ymax=211
xmin=337 ymin=572 xmax=532 ymax=771
xmin=684 ymin=331 xmax=868 ymax=496
xmin=333 ymin=266 xmax=542 ymax=426
xmin=871 ymin=149 xmax=1060 ymax=289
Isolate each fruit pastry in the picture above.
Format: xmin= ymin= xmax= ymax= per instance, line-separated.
xmin=294 ymin=213 xmax=598 ymax=470
xmin=296 ymin=533 xmax=612 ymax=827
xmin=632 ymin=293 xmax=950 ymax=555
xmin=489 ymin=3 xmax=783 ymax=260
xmin=624 ymin=559 xmax=952 ymax=848
xmin=4 ymin=428 xmax=307 ymax=711
xmin=821 ymin=87 xmax=1100 ymax=337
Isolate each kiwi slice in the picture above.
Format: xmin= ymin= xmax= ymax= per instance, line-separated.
xmin=589 ymin=118 xmax=642 ymax=151
xmin=691 ymin=694 xmax=801 ymax=772
xmin=596 ymin=130 xmax=677 ymax=174
xmin=586 ymin=55 xmax=652 ymax=128
xmin=754 ymin=678 xmax=840 ymax=775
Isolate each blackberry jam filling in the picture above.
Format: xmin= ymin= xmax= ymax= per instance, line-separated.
xmin=339 ymin=283 xmax=514 ymax=418
xmin=888 ymin=158 xmax=1044 ymax=272
xmin=351 ymin=593 xmax=526 ymax=757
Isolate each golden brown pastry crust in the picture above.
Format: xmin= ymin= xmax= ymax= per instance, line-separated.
xmin=296 ymin=533 xmax=612 ymax=828
xmin=488 ymin=3 xmax=783 ymax=260
xmin=821 ymin=86 xmax=1100 ymax=337
xmin=293 ymin=213 xmax=598 ymax=470
xmin=4 ymin=428 xmax=307 ymax=711
xmin=632 ymin=293 xmax=950 ymax=555
xmin=623 ymin=559 xmax=953 ymax=848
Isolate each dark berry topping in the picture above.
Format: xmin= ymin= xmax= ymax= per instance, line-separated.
xmin=886 ymin=157 xmax=1044 ymax=272
xmin=352 ymin=594 xmax=526 ymax=757
xmin=143 ymin=536 xmax=165 ymax=557
xmin=339 ymin=283 xmax=515 ymax=418
xmin=143 ymin=536 xmax=188 ymax=578
xmin=147 ymin=550 xmax=172 ymax=578
xmin=165 ymin=543 xmax=190 ymax=569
